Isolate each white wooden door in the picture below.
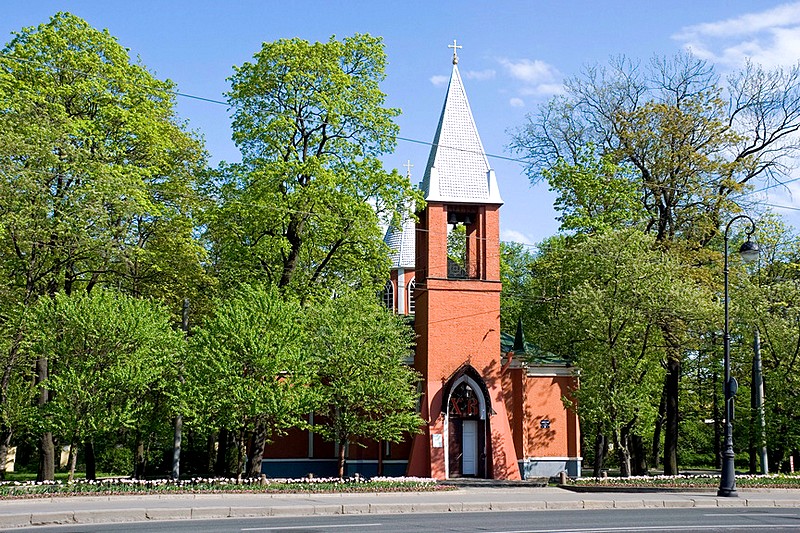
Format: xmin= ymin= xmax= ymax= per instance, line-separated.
xmin=462 ymin=420 xmax=478 ymax=476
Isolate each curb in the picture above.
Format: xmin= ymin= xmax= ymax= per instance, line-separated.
xmin=1 ymin=497 xmax=795 ymax=529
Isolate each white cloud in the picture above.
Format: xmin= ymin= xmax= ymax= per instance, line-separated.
xmin=519 ymin=83 xmax=565 ymax=98
xmin=497 ymin=57 xmax=563 ymax=101
xmin=673 ymin=2 xmax=800 ymax=68
xmin=499 ymin=58 xmax=560 ymax=84
xmin=429 ymin=75 xmax=448 ymax=86
xmin=501 ymin=229 xmax=536 ymax=246
xmin=464 ymin=69 xmax=496 ymax=81
xmin=509 ymin=97 xmax=525 ymax=108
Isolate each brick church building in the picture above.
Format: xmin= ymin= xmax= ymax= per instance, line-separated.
xmin=261 ymin=47 xmax=581 ymax=480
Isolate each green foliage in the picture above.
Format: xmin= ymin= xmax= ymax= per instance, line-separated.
xmin=22 ymin=290 xmax=184 ymax=447
xmin=734 ymin=218 xmax=800 ymax=470
xmin=306 ymin=290 xmax=423 ymax=476
xmin=97 ymin=445 xmax=134 ymax=476
xmin=206 ymin=34 xmax=420 ymax=299
xmin=0 ymin=12 xmax=211 ymax=311
xmin=543 ymin=145 xmax=644 ymax=234
xmin=186 ymin=283 xmax=314 ymax=441
xmin=519 ymin=229 xmax=716 ymax=474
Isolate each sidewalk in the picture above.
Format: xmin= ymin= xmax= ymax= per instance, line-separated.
xmin=1 ymin=485 xmax=799 ymax=529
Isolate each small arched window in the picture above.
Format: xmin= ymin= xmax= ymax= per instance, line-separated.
xmin=382 ymin=280 xmax=394 ymax=311
xmin=408 ymin=278 xmax=416 ymax=314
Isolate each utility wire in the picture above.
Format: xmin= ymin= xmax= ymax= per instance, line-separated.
xmin=4 ymin=52 xmax=800 ymax=222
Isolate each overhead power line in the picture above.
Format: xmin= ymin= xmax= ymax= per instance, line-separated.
xmin=3 ymin=51 xmax=800 ymax=215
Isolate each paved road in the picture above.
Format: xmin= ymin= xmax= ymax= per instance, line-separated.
xmin=0 ymin=486 xmax=798 ymax=530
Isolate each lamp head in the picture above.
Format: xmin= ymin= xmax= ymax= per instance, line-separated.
xmin=739 ymin=239 xmax=760 ymax=263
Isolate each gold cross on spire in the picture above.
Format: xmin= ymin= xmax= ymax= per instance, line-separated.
xmin=448 ymin=39 xmax=462 ymax=65
xmin=403 ymin=160 xmax=413 ymax=178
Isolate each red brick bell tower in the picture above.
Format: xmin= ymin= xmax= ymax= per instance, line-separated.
xmin=406 ymin=43 xmax=520 ymax=480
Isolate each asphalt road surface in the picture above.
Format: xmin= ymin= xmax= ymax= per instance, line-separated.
xmin=10 ymin=508 xmax=800 ymax=533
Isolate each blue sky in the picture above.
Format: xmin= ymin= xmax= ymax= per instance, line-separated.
xmin=3 ymin=1 xmax=800 ymax=245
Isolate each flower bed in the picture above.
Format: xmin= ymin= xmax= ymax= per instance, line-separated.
xmin=0 ymin=476 xmax=445 ymax=498
xmin=566 ymin=473 xmax=800 ymax=490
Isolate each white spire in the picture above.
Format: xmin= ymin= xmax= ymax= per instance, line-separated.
xmin=384 ymin=162 xmax=416 ymax=269
xmin=421 ymin=45 xmax=502 ymax=205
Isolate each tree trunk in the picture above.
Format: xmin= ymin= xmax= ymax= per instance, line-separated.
xmin=377 ymin=440 xmax=384 ymax=477
xmin=0 ymin=426 xmax=12 ymax=480
xmin=215 ymin=428 xmax=229 ymax=477
xmin=172 ymin=298 xmax=188 ymax=481
xmin=67 ymin=442 xmax=77 ymax=482
xmin=172 ymin=415 xmax=182 ymax=480
xmin=236 ymin=428 xmax=246 ymax=482
xmin=84 ymin=440 xmax=96 ymax=480
xmin=631 ymin=435 xmax=648 ymax=476
xmin=35 ymin=355 xmax=55 ymax=481
xmin=651 ymin=377 xmax=667 ymax=469
xmin=614 ymin=429 xmax=632 ymax=478
xmin=337 ymin=439 xmax=347 ymax=479
xmin=247 ymin=421 xmax=269 ymax=479
xmin=592 ymin=432 xmax=606 ymax=477
xmin=134 ymin=435 xmax=146 ymax=479
xmin=206 ymin=431 xmax=218 ymax=477
xmin=663 ymin=352 xmax=680 ymax=475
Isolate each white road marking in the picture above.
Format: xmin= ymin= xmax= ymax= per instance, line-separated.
xmin=242 ymin=524 xmax=382 ymax=531
xmin=489 ymin=525 xmax=800 ymax=533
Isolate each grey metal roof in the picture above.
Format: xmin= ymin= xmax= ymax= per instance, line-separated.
xmin=383 ymin=210 xmax=416 ymax=269
xmin=420 ymin=62 xmax=502 ymax=205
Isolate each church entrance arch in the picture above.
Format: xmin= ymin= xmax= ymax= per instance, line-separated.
xmin=443 ymin=370 xmax=489 ymax=478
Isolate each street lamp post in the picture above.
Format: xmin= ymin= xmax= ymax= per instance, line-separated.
xmin=719 ymin=215 xmax=760 ymax=497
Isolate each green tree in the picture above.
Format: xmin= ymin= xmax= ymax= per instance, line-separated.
xmin=521 ymin=230 xmax=715 ymax=475
xmin=0 ymin=304 xmax=36 ymax=479
xmin=511 ymin=52 xmax=800 ymax=474
xmin=0 ymin=13 xmax=209 ymax=479
xmin=206 ymin=34 xmax=420 ymax=300
xmin=542 ymin=145 xmax=645 ymax=235
xmin=736 ymin=216 xmax=800 ymax=472
xmin=307 ymin=290 xmax=423 ymax=478
xmin=23 ymin=290 xmax=184 ymax=480
xmin=186 ymin=284 xmax=314 ymax=479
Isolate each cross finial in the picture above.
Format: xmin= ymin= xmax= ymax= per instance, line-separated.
xmin=448 ymin=39 xmax=462 ymax=65
xmin=403 ymin=160 xmax=413 ymax=178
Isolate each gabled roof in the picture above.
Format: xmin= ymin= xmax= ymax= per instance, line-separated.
xmin=383 ymin=209 xmax=416 ymax=269
xmin=420 ymin=58 xmax=502 ymax=205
